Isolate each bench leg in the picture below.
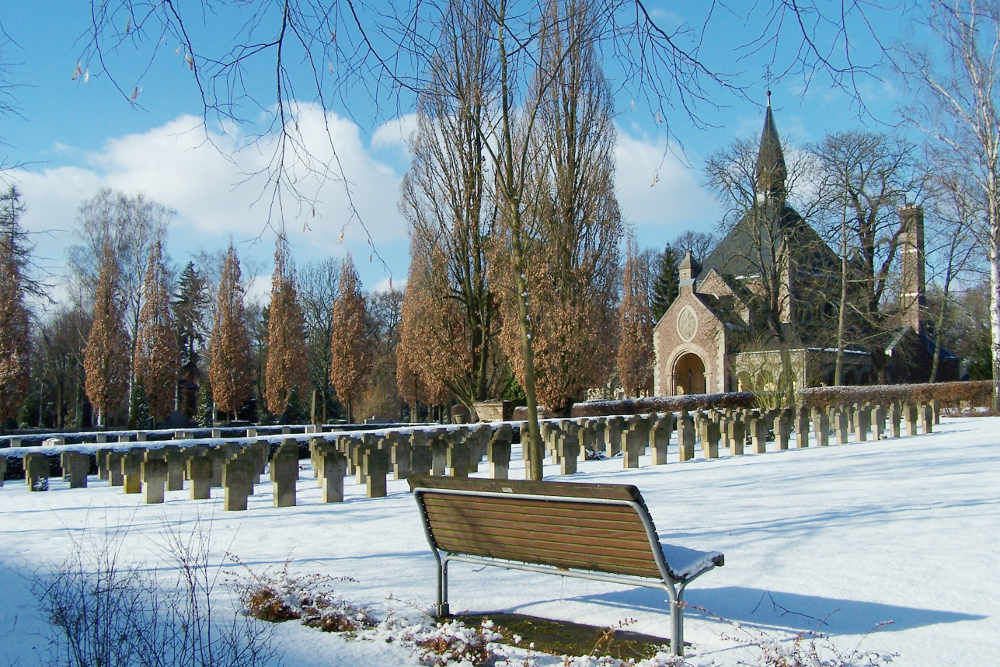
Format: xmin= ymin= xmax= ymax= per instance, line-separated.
xmin=436 ymin=558 xmax=450 ymax=618
xmin=667 ymin=583 xmax=685 ymax=656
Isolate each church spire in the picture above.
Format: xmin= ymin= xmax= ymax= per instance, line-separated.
xmin=755 ymin=92 xmax=787 ymax=203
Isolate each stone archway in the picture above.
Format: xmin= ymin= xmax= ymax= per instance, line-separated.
xmin=674 ymin=352 xmax=706 ymax=395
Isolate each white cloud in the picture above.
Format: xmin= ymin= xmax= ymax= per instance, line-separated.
xmin=372 ymin=275 xmax=405 ymax=294
xmin=371 ymin=113 xmax=418 ymax=153
xmin=613 ymin=127 xmax=720 ymax=243
xmin=9 ymin=107 xmax=415 ymax=305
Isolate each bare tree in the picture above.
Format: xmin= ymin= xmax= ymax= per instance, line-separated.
xmin=926 ymin=170 xmax=983 ymax=381
xmin=672 ymin=231 xmax=716 ymax=264
xmin=209 ymin=244 xmax=253 ymax=421
xmin=811 ymin=130 xmax=925 ymax=382
xmin=84 ymin=243 xmax=130 ymax=426
xmin=298 ymin=258 xmax=340 ymax=423
xmin=903 ymin=0 xmax=1000 ymax=408
xmin=400 ymin=0 xmax=504 ymax=417
xmin=357 ymin=287 xmax=405 ymax=420
xmin=0 ymin=22 xmax=21 ymax=172
xmin=133 ymin=240 xmax=180 ymax=423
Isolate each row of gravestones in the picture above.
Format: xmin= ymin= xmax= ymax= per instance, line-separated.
xmin=2 ymin=400 xmax=939 ymax=502
xmin=8 ymin=423 xmax=518 ymax=511
xmin=536 ymin=400 xmax=939 ymax=470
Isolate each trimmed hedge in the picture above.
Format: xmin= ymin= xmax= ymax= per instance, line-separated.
xmin=796 ymin=381 xmax=994 ymax=409
xmin=571 ymin=392 xmax=757 ymax=417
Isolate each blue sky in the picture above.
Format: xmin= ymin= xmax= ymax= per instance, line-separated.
xmin=1 ymin=2 xmax=914 ymax=310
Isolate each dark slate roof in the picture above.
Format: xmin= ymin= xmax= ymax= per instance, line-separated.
xmin=886 ymin=326 xmax=959 ymax=360
xmin=756 ymin=103 xmax=787 ymax=198
xmin=697 ymin=204 xmax=831 ymax=282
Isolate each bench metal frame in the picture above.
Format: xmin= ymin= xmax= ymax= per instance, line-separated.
xmin=412 ymin=485 xmax=722 ymax=656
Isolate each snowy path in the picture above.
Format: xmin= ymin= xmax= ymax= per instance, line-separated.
xmin=1 ymin=416 xmax=997 ymax=665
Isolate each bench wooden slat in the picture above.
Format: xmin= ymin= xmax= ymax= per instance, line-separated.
xmin=420 ymin=496 xmax=649 ymax=534
xmin=408 ymin=474 xmax=643 ymax=502
xmin=422 ymin=508 xmax=649 ymax=542
xmin=429 ymin=526 xmax=661 ymax=573
xmin=420 ymin=492 xmax=643 ymax=518
xmin=435 ymin=537 xmax=662 ymax=578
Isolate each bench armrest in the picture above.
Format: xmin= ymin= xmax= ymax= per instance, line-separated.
xmin=659 ymin=541 xmax=725 ymax=582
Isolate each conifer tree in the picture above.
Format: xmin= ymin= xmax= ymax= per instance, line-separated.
xmin=0 ymin=189 xmax=31 ymax=425
xmin=173 ymin=261 xmax=209 ymax=415
xmin=329 ymin=255 xmax=370 ymax=423
xmin=127 ymin=380 xmax=153 ymax=429
xmin=133 ymin=240 xmax=180 ymax=423
xmin=617 ymin=239 xmax=655 ymax=397
xmin=84 ymin=243 xmax=130 ymax=426
xmin=650 ymin=245 xmax=680 ymax=322
xmin=265 ymin=234 xmax=308 ymax=416
xmin=196 ymin=380 xmax=214 ymax=427
xmin=209 ymin=244 xmax=253 ymax=421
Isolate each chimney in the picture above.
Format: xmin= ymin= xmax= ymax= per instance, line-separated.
xmin=899 ymin=204 xmax=925 ymax=333
xmin=678 ymin=251 xmax=696 ymax=293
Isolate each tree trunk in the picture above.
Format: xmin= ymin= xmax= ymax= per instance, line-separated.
xmin=835 ymin=207 xmax=848 ymax=385
xmin=990 ymin=229 xmax=1000 ymax=412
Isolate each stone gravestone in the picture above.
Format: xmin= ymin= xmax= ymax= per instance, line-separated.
xmin=317 ymin=442 xmax=347 ymax=503
xmin=142 ymin=453 xmax=168 ymax=504
xmin=621 ymin=416 xmax=643 ymax=469
xmin=364 ymin=443 xmax=390 ymax=498
xmin=649 ymin=413 xmax=674 ymax=465
xmin=812 ymin=408 xmax=830 ymax=447
xmin=223 ymin=455 xmax=254 ymax=511
xmin=605 ymin=416 xmax=624 ymax=458
xmin=24 ymin=452 xmax=50 ymax=491
xmin=677 ymin=410 xmax=695 ymax=462
xmin=727 ymin=412 xmax=745 ymax=456
xmin=187 ymin=454 xmax=212 ymax=500
xmin=446 ymin=438 xmax=472 ymax=478
xmin=66 ymin=452 xmax=89 ymax=488
xmin=487 ymin=425 xmax=513 ymax=480
xmin=794 ymin=406 xmax=810 ymax=448
xmin=162 ymin=445 xmax=185 ymax=491
xmin=122 ymin=448 xmax=145 ymax=494
xmin=270 ymin=440 xmax=299 ymax=507
xmin=558 ymin=427 xmax=580 ymax=475
xmin=106 ymin=450 xmax=125 ymax=486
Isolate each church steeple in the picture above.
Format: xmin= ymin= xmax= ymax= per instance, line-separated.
xmin=755 ymin=92 xmax=787 ymax=203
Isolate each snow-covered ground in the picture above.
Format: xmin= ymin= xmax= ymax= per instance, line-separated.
xmin=2 ymin=416 xmax=997 ymax=666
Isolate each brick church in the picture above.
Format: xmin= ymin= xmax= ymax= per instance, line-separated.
xmin=652 ymin=102 xmax=957 ymax=396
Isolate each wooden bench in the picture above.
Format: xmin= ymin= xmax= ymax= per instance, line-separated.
xmin=408 ymin=475 xmax=724 ymax=656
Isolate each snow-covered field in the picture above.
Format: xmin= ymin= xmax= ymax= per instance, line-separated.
xmin=2 ymin=416 xmax=997 ymax=666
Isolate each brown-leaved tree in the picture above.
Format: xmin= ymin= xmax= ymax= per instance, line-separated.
xmin=209 ymin=244 xmax=253 ymax=421
xmin=84 ymin=243 xmax=130 ymax=426
xmin=0 ymin=198 xmax=31 ymax=426
xmin=133 ymin=240 xmax=180 ymax=423
xmin=329 ymin=255 xmax=370 ymax=423
xmin=265 ymin=234 xmax=308 ymax=417
xmin=618 ymin=238 xmax=654 ymax=397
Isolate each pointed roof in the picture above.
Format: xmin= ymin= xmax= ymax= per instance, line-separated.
xmin=755 ymin=93 xmax=787 ymax=200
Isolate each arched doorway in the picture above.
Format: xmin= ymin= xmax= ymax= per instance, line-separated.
xmin=674 ymin=353 xmax=706 ymax=395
